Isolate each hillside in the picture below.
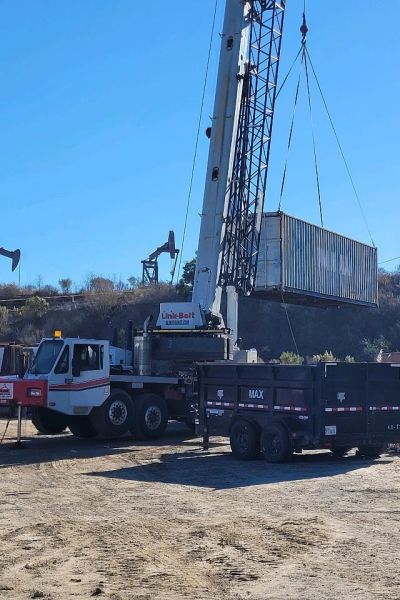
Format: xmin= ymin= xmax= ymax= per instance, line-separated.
xmin=0 ymin=270 xmax=399 ymax=361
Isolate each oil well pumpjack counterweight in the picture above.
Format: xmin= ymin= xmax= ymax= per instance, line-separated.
xmin=0 ymin=247 xmax=20 ymax=272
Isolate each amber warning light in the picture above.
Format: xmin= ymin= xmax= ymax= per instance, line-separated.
xmin=54 ymin=330 xmax=62 ymax=338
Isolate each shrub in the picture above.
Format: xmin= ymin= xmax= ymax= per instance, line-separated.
xmin=21 ymin=296 xmax=49 ymax=319
xmin=311 ymin=350 xmax=337 ymax=363
xmin=0 ymin=283 xmax=20 ymax=299
xmin=0 ymin=306 xmax=10 ymax=337
xmin=280 ymin=351 xmax=304 ymax=364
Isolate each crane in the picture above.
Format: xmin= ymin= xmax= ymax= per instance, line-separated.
xmin=141 ymin=231 xmax=179 ymax=285
xmin=159 ymin=1 xmax=286 ymax=348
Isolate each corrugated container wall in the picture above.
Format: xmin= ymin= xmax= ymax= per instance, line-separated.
xmin=255 ymin=212 xmax=378 ymax=307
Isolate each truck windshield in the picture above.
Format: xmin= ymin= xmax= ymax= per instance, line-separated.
xmin=29 ymin=340 xmax=64 ymax=375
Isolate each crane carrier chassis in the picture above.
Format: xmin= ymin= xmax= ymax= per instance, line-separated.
xmin=198 ymin=361 xmax=400 ymax=462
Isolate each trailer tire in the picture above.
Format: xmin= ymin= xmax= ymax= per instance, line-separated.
xmin=68 ymin=416 xmax=98 ymax=439
xmin=31 ymin=407 xmax=68 ymax=435
xmin=260 ymin=422 xmax=292 ymax=463
xmin=132 ymin=393 xmax=168 ymax=440
xmin=357 ymin=444 xmax=386 ymax=459
xmin=90 ymin=389 xmax=133 ymax=438
xmin=230 ymin=420 xmax=259 ymax=460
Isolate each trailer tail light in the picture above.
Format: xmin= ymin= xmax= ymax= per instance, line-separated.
xmin=28 ymin=388 xmax=42 ymax=397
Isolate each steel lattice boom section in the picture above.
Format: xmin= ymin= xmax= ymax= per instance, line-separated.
xmin=219 ymin=1 xmax=286 ymax=295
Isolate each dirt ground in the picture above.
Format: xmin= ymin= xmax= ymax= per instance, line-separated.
xmin=0 ymin=420 xmax=399 ymax=600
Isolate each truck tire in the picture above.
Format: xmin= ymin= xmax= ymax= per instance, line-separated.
xmin=90 ymin=389 xmax=133 ymax=438
xmin=357 ymin=444 xmax=386 ymax=459
xmin=260 ymin=422 xmax=292 ymax=463
xmin=230 ymin=419 xmax=259 ymax=460
xmin=31 ymin=407 xmax=68 ymax=435
xmin=68 ymin=416 xmax=98 ymax=439
xmin=132 ymin=393 xmax=168 ymax=440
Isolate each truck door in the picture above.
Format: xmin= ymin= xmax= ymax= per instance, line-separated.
xmin=47 ymin=343 xmax=72 ymax=412
xmin=70 ymin=342 xmax=110 ymax=410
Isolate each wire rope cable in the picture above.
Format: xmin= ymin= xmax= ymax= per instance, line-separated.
xmin=175 ymin=0 xmax=219 ymax=283
xmin=276 ymin=46 xmax=302 ymax=101
xmin=379 ymin=256 xmax=400 ymax=266
xmin=278 ymin=65 xmax=302 ymax=211
xmin=281 ymin=292 xmax=299 ymax=355
xmin=304 ymin=52 xmax=324 ymax=227
xmin=305 ymin=46 xmax=375 ymax=246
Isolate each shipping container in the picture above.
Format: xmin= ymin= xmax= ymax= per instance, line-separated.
xmin=198 ymin=361 xmax=400 ymax=462
xmin=255 ymin=212 xmax=378 ymax=307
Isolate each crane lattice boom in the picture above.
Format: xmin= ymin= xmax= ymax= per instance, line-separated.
xmin=219 ymin=1 xmax=286 ymax=295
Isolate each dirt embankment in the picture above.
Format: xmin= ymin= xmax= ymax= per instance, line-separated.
xmin=0 ymin=421 xmax=399 ymax=600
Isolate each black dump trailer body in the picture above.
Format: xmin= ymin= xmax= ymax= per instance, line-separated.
xmin=197 ymin=362 xmax=400 ymax=462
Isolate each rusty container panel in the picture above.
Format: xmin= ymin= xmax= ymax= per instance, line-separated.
xmin=255 ymin=212 xmax=378 ymax=307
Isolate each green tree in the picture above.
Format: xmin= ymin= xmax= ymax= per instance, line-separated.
xmin=179 ymin=258 xmax=196 ymax=287
xmin=59 ymin=278 xmax=72 ymax=294
xmin=361 ymin=336 xmax=390 ymax=361
xmin=128 ymin=276 xmax=141 ymax=289
xmin=86 ymin=276 xmax=114 ymax=293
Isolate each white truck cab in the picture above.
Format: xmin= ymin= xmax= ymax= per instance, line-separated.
xmin=27 ymin=337 xmax=111 ymax=416
xmin=26 ymin=336 xmax=180 ymax=441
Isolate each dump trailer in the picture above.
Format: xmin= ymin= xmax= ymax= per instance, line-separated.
xmin=198 ymin=361 xmax=400 ymax=462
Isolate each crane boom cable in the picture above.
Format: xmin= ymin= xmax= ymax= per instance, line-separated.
xmin=379 ymin=256 xmax=400 ymax=265
xmin=278 ymin=66 xmax=302 ymax=211
xmin=304 ymin=49 xmax=324 ymax=227
xmin=175 ymin=0 xmax=219 ymax=284
xmin=305 ymin=46 xmax=375 ymax=247
xmin=281 ymin=292 xmax=299 ymax=355
xmin=276 ymin=46 xmax=302 ymax=101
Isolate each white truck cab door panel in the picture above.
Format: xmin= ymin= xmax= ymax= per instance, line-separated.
xmin=35 ymin=340 xmax=72 ymax=413
xmin=70 ymin=342 xmax=110 ymax=409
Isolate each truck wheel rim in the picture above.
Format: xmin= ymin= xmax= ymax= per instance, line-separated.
xmin=145 ymin=405 xmax=162 ymax=430
xmin=264 ymin=433 xmax=280 ymax=457
xmin=109 ymin=400 xmax=128 ymax=426
xmin=237 ymin=428 xmax=249 ymax=453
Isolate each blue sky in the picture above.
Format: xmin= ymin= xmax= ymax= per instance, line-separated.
xmin=0 ymin=1 xmax=398 ymax=289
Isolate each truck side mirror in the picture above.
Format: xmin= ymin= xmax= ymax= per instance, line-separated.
xmin=72 ymin=358 xmax=81 ymax=378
